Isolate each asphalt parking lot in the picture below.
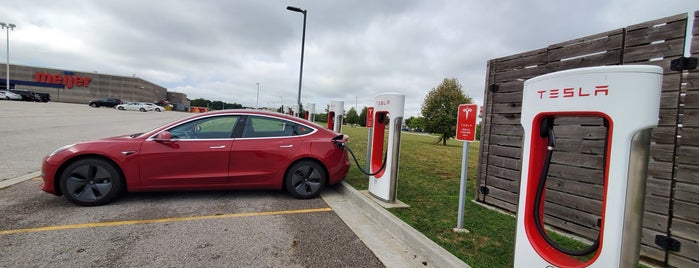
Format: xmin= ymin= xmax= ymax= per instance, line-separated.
xmin=0 ymin=101 xmax=469 ymax=268
xmin=0 ymin=101 xmax=383 ymax=267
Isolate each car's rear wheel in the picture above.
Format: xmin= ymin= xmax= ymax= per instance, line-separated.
xmin=139 ymin=108 xmax=146 ymax=112
xmin=90 ymin=103 xmax=98 ymax=107
xmin=285 ymin=160 xmax=327 ymax=199
xmin=59 ymin=158 xmax=124 ymax=206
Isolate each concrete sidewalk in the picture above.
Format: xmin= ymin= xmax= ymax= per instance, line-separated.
xmin=321 ymin=182 xmax=470 ymax=268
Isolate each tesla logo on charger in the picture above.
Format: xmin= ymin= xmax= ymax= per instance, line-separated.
xmin=537 ymin=85 xmax=609 ymax=99
xmin=376 ymin=99 xmax=391 ymax=106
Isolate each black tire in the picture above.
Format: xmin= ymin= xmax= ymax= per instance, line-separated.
xmin=155 ymin=108 xmax=161 ymax=112
xmin=59 ymin=158 xmax=124 ymax=206
xmin=284 ymin=160 xmax=327 ymax=199
xmin=139 ymin=108 xmax=146 ymax=112
xmin=90 ymin=103 xmax=98 ymax=107
xmin=118 ymin=106 xmax=125 ymax=110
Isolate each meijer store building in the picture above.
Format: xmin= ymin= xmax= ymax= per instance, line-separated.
xmin=1 ymin=63 xmax=187 ymax=107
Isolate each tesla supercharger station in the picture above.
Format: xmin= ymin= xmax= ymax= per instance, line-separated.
xmin=368 ymin=93 xmax=405 ymax=203
xmin=306 ymin=102 xmax=315 ymax=121
xmin=327 ymin=100 xmax=344 ymax=132
xmin=514 ymin=65 xmax=662 ymax=267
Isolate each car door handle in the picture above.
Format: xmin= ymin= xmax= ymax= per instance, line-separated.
xmin=209 ymin=145 xmax=226 ymax=149
xmin=280 ymin=145 xmax=294 ymax=148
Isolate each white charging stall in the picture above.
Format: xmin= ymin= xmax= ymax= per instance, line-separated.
xmin=327 ymin=100 xmax=344 ymax=132
xmin=368 ymin=93 xmax=405 ymax=203
xmin=514 ymin=66 xmax=662 ymax=267
xmin=306 ymin=102 xmax=316 ymax=121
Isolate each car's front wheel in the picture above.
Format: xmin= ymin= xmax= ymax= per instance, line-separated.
xmin=118 ymin=106 xmax=125 ymax=110
xmin=285 ymin=160 xmax=327 ymax=199
xmin=139 ymin=108 xmax=146 ymax=112
xmin=90 ymin=103 xmax=98 ymax=107
xmin=59 ymin=158 xmax=124 ymax=206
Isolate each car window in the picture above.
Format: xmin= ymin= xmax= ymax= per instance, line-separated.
xmin=241 ymin=116 xmax=313 ymax=138
xmin=169 ymin=115 xmax=239 ymax=140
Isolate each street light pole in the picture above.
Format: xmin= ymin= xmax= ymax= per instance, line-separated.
xmin=0 ymin=22 xmax=16 ymax=90
xmin=287 ymin=6 xmax=306 ymax=117
xmin=256 ymin=82 xmax=260 ymax=109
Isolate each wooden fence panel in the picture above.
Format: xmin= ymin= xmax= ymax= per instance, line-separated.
xmin=476 ymin=11 xmax=697 ymax=266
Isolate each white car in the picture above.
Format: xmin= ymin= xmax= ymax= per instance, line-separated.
xmin=144 ymin=102 xmax=164 ymax=112
xmin=0 ymin=90 xmax=22 ymax=100
xmin=115 ymin=102 xmax=151 ymax=112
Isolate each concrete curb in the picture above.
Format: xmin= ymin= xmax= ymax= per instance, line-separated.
xmin=0 ymin=171 xmax=41 ymax=189
xmin=328 ymin=181 xmax=470 ymax=268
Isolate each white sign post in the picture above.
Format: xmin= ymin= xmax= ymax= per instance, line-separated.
xmin=454 ymin=104 xmax=478 ymax=233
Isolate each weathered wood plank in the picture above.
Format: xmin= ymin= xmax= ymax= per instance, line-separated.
xmin=489 ymin=124 xmax=523 ymax=136
xmin=668 ymin=236 xmax=699 ymax=268
xmin=640 ymin=228 xmax=667 ymax=264
xmin=543 ymin=202 xmax=600 ymax=240
xmin=677 ymin=145 xmax=699 ymax=165
xmin=488 ymin=135 xmax=523 ymax=147
xmin=550 ymin=151 xmax=604 ymax=169
xmin=492 ymin=91 xmax=523 ymax=103
xmin=642 ymin=211 xmax=669 ymax=233
xmin=548 ymin=163 xmax=604 ymax=185
xmin=546 ymin=51 xmax=622 ymax=72
xmin=545 ymin=189 xmax=603 ymax=215
xmin=546 ymin=177 xmax=604 ymax=200
xmin=487 ymin=154 xmax=521 ymax=170
xmin=682 ymin=109 xmax=699 ymax=127
xmin=686 ymin=91 xmax=699 ymax=108
xmin=486 ymin=165 xmax=521 ymax=181
xmin=646 ymin=176 xmax=672 ymax=198
xmin=492 ymin=102 xmax=522 ymax=114
xmin=658 ymin=108 xmax=679 ymax=127
xmin=625 ymin=18 xmax=687 ymax=47
xmin=623 ymin=38 xmax=686 ymax=62
xmin=651 ymin=126 xmax=677 ymax=144
xmin=547 ymin=32 xmax=624 ymax=61
xmin=675 ymin=182 xmax=699 ymax=204
xmin=644 ymin=194 xmax=670 ymax=215
xmin=490 ymin=48 xmax=548 ymax=72
xmin=494 ymin=64 xmax=548 ymax=82
xmin=484 ymin=175 xmax=519 ymax=193
xmin=647 ymin=160 xmax=674 ymax=181
xmin=626 ymin=12 xmax=687 ymax=32
xmin=481 ymin=187 xmax=518 ymax=213
xmin=676 ymin=163 xmax=699 ymax=184
xmin=488 ymin=145 xmax=522 ymax=159
xmin=650 ymin=143 xmax=677 ymax=162
xmin=673 ymin=199 xmax=699 ymax=223
xmin=490 ymin=113 xmax=521 ymax=125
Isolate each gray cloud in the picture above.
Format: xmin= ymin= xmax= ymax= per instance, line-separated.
xmin=1 ymin=0 xmax=696 ymax=117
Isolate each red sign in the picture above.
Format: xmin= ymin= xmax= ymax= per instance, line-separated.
xmin=456 ymin=104 xmax=478 ymax=141
xmin=34 ymin=72 xmax=92 ymax=89
xmin=366 ymin=107 xmax=374 ymax=128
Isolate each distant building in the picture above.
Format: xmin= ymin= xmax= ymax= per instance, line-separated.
xmin=0 ymin=63 xmax=187 ymax=106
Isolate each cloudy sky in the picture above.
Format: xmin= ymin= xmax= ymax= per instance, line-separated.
xmin=1 ymin=0 xmax=697 ymax=117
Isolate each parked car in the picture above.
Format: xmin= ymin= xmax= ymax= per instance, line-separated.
xmin=115 ymin=102 xmax=151 ymax=112
xmin=144 ymin=102 xmax=164 ymax=112
xmin=40 ymin=110 xmax=350 ymax=206
xmin=10 ymin=89 xmax=36 ymax=101
xmin=0 ymin=90 xmax=22 ymax=100
xmin=34 ymin=92 xmax=52 ymax=102
xmin=88 ymin=98 xmax=122 ymax=108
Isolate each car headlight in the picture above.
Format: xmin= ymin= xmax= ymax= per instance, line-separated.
xmin=48 ymin=144 xmax=75 ymax=158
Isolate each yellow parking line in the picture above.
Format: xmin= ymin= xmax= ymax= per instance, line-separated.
xmin=0 ymin=207 xmax=333 ymax=235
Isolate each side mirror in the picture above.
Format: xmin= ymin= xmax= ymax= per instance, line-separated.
xmin=154 ymin=131 xmax=171 ymax=142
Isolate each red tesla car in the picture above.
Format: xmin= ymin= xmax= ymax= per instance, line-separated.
xmin=41 ymin=110 xmax=350 ymax=206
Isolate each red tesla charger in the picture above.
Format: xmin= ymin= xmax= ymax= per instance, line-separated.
xmin=41 ymin=110 xmax=350 ymax=206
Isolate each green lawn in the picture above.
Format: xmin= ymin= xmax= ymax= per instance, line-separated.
xmin=339 ymin=126 xmax=516 ymax=268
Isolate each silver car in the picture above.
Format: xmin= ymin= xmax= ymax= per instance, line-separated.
xmin=0 ymin=90 xmax=22 ymax=100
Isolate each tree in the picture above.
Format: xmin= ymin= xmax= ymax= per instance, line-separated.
xmin=421 ymin=78 xmax=472 ymax=145
xmin=358 ymin=107 xmax=368 ymax=127
xmin=345 ymin=107 xmax=359 ymax=125
xmin=405 ymin=116 xmax=425 ymax=131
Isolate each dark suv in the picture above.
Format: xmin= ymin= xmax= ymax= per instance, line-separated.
xmin=89 ymin=98 xmax=123 ymax=108
xmin=10 ymin=89 xmax=36 ymax=101
xmin=34 ymin=92 xmax=52 ymax=102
